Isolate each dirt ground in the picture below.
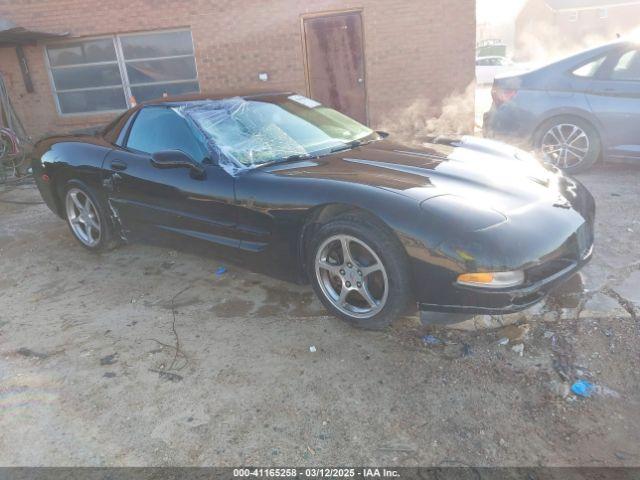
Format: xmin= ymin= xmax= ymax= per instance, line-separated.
xmin=0 ymin=163 xmax=638 ymax=467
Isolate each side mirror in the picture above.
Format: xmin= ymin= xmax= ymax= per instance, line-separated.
xmin=151 ymin=150 xmax=205 ymax=177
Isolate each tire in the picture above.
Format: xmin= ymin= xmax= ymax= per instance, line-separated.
xmin=63 ymin=180 xmax=119 ymax=252
xmin=534 ymin=116 xmax=601 ymax=174
xmin=308 ymin=213 xmax=413 ymax=330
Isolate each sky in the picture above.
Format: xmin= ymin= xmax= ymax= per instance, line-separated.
xmin=476 ymin=0 xmax=528 ymax=24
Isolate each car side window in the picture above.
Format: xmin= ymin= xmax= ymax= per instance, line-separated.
xmin=610 ymin=49 xmax=640 ymax=81
xmin=572 ymin=55 xmax=606 ymax=78
xmin=126 ymin=107 xmax=208 ymax=162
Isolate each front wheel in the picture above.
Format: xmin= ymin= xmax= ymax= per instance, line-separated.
xmin=535 ymin=116 xmax=601 ymax=174
xmin=308 ymin=214 xmax=413 ymax=330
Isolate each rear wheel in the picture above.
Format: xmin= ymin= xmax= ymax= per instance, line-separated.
xmin=308 ymin=214 xmax=412 ymax=330
xmin=535 ymin=116 xmax=600 ymax=174
xmin=64 ymin=181 xmax=118 ymax=251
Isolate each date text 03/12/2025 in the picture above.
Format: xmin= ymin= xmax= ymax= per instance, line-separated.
xmin=233 ymin=468 xmax=400 ymax=478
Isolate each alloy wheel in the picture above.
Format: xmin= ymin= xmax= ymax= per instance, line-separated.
xmin=65 ymin=188 xmax=101 ymax=247
xmin=540 ymin=123 xmax=590 ymax=169
xmin=315 ymin=234 xmax=389 ymax=319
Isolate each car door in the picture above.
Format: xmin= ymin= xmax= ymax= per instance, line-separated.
xmin=103 ymin=106 xmax=240 ymax=247
xmin=585 ymin=47 xmax=640 ymax=159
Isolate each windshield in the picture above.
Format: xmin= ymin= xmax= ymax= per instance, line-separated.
xmin=175 ymin=95 xmax=376 ymax=173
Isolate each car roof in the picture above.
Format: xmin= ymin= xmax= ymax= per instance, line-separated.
xmin=101 ymin=91 xmax=298 ymax=143
xmin=561 ymin=39 xmax=636 ymax=63
xmin=525 ymin=39 xmax=635 ymax=75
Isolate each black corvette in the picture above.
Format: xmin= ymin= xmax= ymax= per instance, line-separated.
xmin=32 ymin=92 xmax=595 ymax=329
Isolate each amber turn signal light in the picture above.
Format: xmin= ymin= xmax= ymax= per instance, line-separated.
xmin=458 ymin=272 xmax=494 ymax=284
xmin=457 ymin=270 xmax=525 ymax=289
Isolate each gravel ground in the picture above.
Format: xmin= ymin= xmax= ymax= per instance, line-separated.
xmin=0 ymin=163 xmax=638 ymax=467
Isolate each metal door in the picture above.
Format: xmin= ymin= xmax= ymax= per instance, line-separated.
xmin=304 ymin=11 xmax=368 ymax=123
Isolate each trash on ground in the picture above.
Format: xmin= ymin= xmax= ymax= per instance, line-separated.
xmin=595 ymin=384 xmax=621 ymax=398
xmin=553 ymin=358 xmax=571 ymax=382
xmin=16 ymin=347 xmax=48 ymax=359
xmin=511 ymin=344 xmax=524 ymax=356
xmin=497 ymin=337 xmax=509 ymax=346
xmin=99 ymin=353 xmax=118 ymax=365
xmin=150 ymin=368 xmax=183 ymax=382
xmin=548 ymin=380 xmax=571 ymax=398
xmin=498 ymin=323 xmax=530 ymax=343
xmin=574 ymin=368 xmax=592 ymax=378
xmin=309 ymin=345 xmax=317 ymax=353
xmin=571 ymin=380 xmax=594 ymax=398
xmin=422 ymin=334 xmax=445 ymax=346
xmin=215 ymin=266 xmax=227 ymax=276
xmin=570 ymin=379 xmax=619 ymax=399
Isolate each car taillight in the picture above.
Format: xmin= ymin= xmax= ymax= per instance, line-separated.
xmin=491 ymin=85 xmax=518 ymax=107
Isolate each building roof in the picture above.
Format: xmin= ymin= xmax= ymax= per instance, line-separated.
xmin=545 ymin=0 xmax=640 ymax=10
xmin=0 ymin=18 xmax=67 ymax=47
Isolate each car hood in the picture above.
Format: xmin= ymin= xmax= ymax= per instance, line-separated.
xmin=262 ymin=136 xmax=565 ymax=215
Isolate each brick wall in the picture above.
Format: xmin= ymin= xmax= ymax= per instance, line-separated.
xmin=0 ymin=0 xmax=475 ymax=140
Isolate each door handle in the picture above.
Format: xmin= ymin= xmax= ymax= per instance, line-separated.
xmin=111 ymin=160 xmax=128 ymax=171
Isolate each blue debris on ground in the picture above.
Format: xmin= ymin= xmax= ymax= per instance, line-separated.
xmin=422 ymin=335 xmax=444 ymax=346
xmin=215 ymin=266 xmax=227 ymax=276
xmin=571 ymin=380 xmax=595 ymax=398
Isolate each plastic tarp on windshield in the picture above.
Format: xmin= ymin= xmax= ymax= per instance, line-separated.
xmin=174 ymin=97 xmax=308 ymax=176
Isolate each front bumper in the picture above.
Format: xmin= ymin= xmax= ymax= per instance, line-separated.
xmin=419 ymin=245 xmax=593 ymax=318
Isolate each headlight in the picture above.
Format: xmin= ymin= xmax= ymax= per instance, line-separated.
xmin=457 ymin=270 xmax=524 ymax=289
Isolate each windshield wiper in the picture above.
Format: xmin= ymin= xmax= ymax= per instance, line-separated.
xmin=256 ymin=136 xmax=383 ymax=169
xmin=329 ymin=137 xmax=381 ymax=154
xmin=284 ymin=153 xmax=314 ymax=162
xmin=257 ymin=153 xmax=313 ymax=168
xmin=329 ymin=140 xmax=361 ymax=153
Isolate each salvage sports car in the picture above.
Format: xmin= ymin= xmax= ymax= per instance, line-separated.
xmin=32 ymin=93 xmax=595 ymax=329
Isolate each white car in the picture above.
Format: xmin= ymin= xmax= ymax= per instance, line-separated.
xmin=476 ymin=56 xmax=525 ymax=85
